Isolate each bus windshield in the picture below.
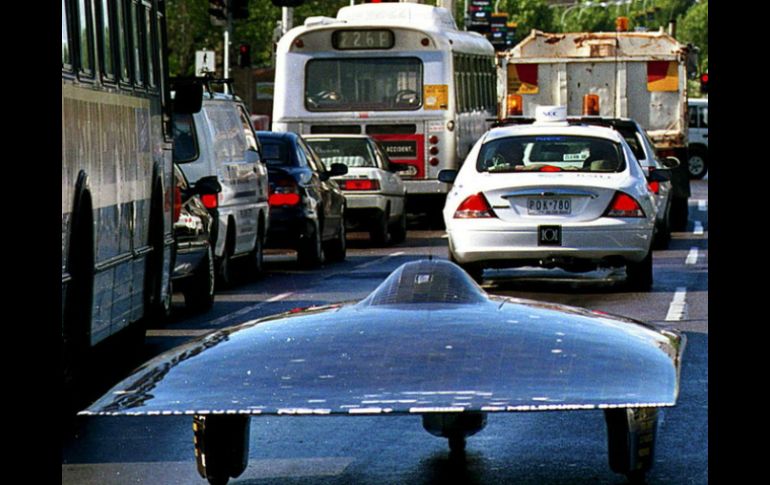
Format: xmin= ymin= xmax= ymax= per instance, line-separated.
xmin=305 ymin=57 xmax=422 ymax=112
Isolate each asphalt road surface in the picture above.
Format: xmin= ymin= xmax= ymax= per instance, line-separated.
xmin=62 ymin=179 xmax=708 ymax=485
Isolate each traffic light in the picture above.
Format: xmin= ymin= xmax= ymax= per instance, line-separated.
xmin=209 ymin=0 xmax=227 ymax=27
xmin=238 ymin=44 xmax=251 ymax=68
xmin=700 ymin=72 xmax=708 ymax=94
xmin=232 ymin=0 xmax=249 ymax=19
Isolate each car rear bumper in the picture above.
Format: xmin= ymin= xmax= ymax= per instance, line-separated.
xmin=448 ymin=221 xmax=652 ymax=266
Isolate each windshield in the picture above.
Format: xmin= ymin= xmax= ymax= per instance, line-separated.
xmin=305 ymin=138 xmax=377 ymax=168
xmin=305 ymin=58 xmax=422 ymax=112
xmin=477 ymin=135 xmax=625 ymax=173
xmin=260 ymin=139 xmax=295 ymax=167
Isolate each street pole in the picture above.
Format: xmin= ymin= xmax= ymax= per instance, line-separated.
xmin=282 ymin=7 xmax=293 ymax=36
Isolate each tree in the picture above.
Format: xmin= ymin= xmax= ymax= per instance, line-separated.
xmin=495 ymin=0 xmax=555 ymax=43
xmin=677 ymin=0 xmax=708 ymax=72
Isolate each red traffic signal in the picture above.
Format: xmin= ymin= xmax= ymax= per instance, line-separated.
xmin=700 ymin=72 xmax=708 ymax=94
xmin=238 ymin=44 xmax=251 ymax=68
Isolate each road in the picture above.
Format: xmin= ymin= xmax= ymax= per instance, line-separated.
xmin=62 ymin=179 xmax=708 ymax=485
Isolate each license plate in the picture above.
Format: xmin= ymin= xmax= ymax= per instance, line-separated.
xmin=527 ymin=197 xmax=571 ymax=215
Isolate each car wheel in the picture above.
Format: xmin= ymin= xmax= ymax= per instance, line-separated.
xmin=652 ymin=218 xmax=671 ymax=250
xmin=298 ymin=221 xmax=325 ymax=268
xmin=246 ymin=230 xmax=264 ymax=279
xmin=625 ymin=252 xmax=653 ymax=291
xmin=325 ymin=215 xmax=347 ymax=262
xmin=184 ymin=245 xmax=215 ymax=313
xmin=370 ymin=209 xmax=390 ymax=246
xmin=669 ymin=196 xmax=689 ymax=232
xmin=389 ymin=208 xmax=407 ymax=244
xmin=687 ymin=148 xmax=708 ymax=179
xmin=216 ymin=244 xmax=236 ymax=288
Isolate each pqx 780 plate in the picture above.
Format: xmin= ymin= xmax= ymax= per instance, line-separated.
xmin=538 ymin=225 xmax=562 ymax=246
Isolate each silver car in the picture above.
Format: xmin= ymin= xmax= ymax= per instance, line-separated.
xmin=304 ymin=135 xmax=409 ymax=245
xmin=441 ymin=109 xmax=668 ymax=290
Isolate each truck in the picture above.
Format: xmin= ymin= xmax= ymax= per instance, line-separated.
xmin=497 ymin=29 xmax=698 ymax=230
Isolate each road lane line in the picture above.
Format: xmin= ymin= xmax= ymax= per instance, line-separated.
xmin=685 ymin=247 xmax=699 ymax=265
xmin=147 ymin=292 xmax=293 ymax=337
xmin=665 ymin=287 xmax=688 ymax=321
xmin=355 ymin=251 xmax=405 ymax=270
xmin=693 ymin=221 xmax=704 ymax=235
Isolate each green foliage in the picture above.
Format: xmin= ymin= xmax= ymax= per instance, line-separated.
xmin=496 ymin=0 xmax=556 ymax=42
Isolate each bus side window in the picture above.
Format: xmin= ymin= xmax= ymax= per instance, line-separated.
xmin=76 ymin=0 xmax=94 ymax=76
xmin=97 ymin=0 xmax=115 ymax=81
xmin=131 ymin=0 xmax=145 ymax=87
xmin=62 ymin=0 xmax=72 ymax=69
xmin=144 ymin=6 xmax=156 ymax=88
xmin=115 ymin=0 xmax=130 ymax=83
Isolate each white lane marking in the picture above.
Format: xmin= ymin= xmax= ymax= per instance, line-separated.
xmin=697 ymin=200 xmax=708 ymax=211
xmin=665 ymin=287 xmax=688 ymax=321
xmin=354 ymin=251 xmax=405 ymax=270
xmin=147 ymin=292 xmax=293 ymax=338
xmin=685 ymin=247 xmax=699 ymax=265
xmin=693 ymin=221 xmax=704 ymax=235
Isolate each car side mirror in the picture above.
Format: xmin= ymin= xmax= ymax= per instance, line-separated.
xmin=194 ymin=176 xmax=222 ymax=196
xmin=438 ymin=169 xmax=458 ymax=184
xmin=328 ymin=163 xmax=348 ymax=177
xmin=661 ymin=157 xmax=680 ymax=170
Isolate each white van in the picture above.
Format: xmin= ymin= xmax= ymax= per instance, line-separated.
xmin=173 ymin=92 xmax=270 ymax=286
xmin=687 ymin=98 xmax=708 ymax=179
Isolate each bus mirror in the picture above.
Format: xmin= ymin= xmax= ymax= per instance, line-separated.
xmin=173 ymin=83 xmax=203 ymax=114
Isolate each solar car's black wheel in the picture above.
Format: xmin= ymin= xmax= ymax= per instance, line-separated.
xmin=605 ymin=408 xmax=658 ymax=480
xmin=184 ymin=245 xmax=215 ymax=313
xmin=448 ymin=436 xmax=466 ymax=453
xmin=193 ymin=415 xmax=250 ymax=485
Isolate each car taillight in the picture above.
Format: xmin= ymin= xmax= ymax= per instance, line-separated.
xmin=340 ymin=179 xmax=380 ymax=191
xmin=173 ymin=185 xmax=182 ymax=222
xmin=200 ymin=193 xmax=218 ymax=209
xmin=605 ymin=192 xmax=645 ymax=218
xmin=647 ymin=181 xmax=660 ymax=194
xmin=269 ymin=177 xmax=301 ymax=206
xmin=454 ymin=193 xmax=496 ymax=219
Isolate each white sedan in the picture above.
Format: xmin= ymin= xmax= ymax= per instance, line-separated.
xmin=440 ymin=107 xmax=667 ymax=290
xmin=305 ymin=135 xmax=409 ymax=245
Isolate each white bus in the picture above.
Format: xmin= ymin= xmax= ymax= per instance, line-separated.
xmin=272 ymin=2 xmax=496 ymax=218
xmin=62 ymin=0 xmax=194 ymax=387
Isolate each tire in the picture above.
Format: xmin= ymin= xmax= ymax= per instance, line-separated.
xmin=370 ymin=209 xmax=390 ymax=246
xmin=216 ymin=224 xmax=238 ymax=288
xmin=146 ymin=180 xmax=173 ymax=321
xmin=687 ymin=147 xmax=708 ymax=179
xmin=605 ymin=408 xmax=658 ymax=481
xmin=325 ymin=215 xmax=347 ymax=262
xmin=389 ymin=208 xmax=407 ymax=244
xmin=245 ymin=227 xmax=264 ymax=279
xmin=651 ymin=217 xmax=671 ymax=250
xmin=193 ymin=415 xmax=250 ymax=485
xmin=626 ymin=252 xmax=653 ymax=291
xmin=184 ymin=245 xmax=216 ymax=313
xmin=298 ymin=221 xmax=325 ymax=267
xmin=669 ymin=196 xmax=689 ymax=232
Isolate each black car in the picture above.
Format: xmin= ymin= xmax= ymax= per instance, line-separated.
xmin=256 ymin=131 xmax=348 ymax=267
xmin=171 ymin=164 xmax=221 ymax=313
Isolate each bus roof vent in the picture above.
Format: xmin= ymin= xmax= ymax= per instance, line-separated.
xmin=304 ymin=16 xmax=345 ymax=28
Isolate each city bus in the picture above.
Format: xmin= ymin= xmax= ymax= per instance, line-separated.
xmin=272 ymin=2 xmax=497 ymax=219
xmin=61 ymin=0 xmax=191 ymax=386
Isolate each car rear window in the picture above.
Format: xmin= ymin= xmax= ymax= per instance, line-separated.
xmin=477 ymin=135 xmax=625 ymax=173
xmin=305 ymin=138 xmax=377 ymax=168
xmin=260 ymin=140 xmax=295 ymax=166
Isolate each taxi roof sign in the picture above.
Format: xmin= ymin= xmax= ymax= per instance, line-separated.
xmin=535 ymin=105 xmax=567 ymax=123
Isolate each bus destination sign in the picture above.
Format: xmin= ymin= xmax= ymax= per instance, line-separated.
xmin=333 ymin=30 xmax=395 ymax=50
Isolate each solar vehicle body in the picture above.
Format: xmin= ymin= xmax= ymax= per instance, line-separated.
xmin=81 ymin=259 xmax=684 ymax=484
